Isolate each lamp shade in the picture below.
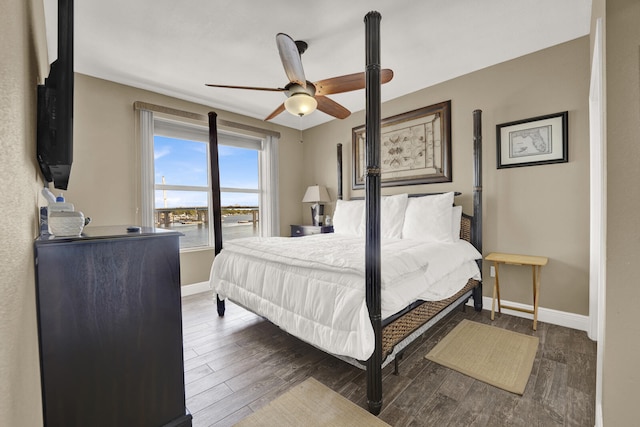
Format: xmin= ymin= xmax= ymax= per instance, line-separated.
xmin=302 ymin=185 xmax=330 ymax=203
xmin=285 ymin=93 xmax=318 ymax=117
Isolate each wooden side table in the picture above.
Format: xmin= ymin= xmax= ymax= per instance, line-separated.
xmin=486 ymin=252 xmax=549 ymax=330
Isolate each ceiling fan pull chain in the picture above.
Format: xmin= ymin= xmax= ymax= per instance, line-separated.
xmin=299 ymin=116 xmax=304 ymax=143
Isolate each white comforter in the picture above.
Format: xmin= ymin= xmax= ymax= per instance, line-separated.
xmin=210 ymin=234 xmax=481 ymax=360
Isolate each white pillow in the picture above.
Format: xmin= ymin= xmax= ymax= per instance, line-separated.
xmin=381 ymin=194 xmax=408 ymax=239
xmin=451 ymin=205 xmax=462 ymax=241
xmin=401 ymin=192 xmax=454 ymax=242
xmin=332 ymin=199 xmax=365 ymax=236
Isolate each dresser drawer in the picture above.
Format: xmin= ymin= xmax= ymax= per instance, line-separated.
xmin=290 ymin=225 xmax=334 ymax=237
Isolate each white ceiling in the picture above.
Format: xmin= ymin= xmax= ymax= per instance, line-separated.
xmin=44 ymin=0 xmax=592 ymax=130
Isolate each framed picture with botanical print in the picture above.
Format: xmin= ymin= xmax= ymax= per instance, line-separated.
xmin=496 ymin=111 xmax=568 ymax=169
xmin=351 ymin=100 xmax=452 ymax=189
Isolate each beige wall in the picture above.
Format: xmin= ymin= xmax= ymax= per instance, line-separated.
xmin=303 ymin=37 xmax=591 ymax=316
xmin=70 ymin=74 xmax=303 ymax=285
xmin=0 ymin=0 xmax=46 ymax=425
xmin=602 ymin=0 xmax=640 ymax=425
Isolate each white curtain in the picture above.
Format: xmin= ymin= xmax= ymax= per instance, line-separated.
xmin=260 ymin=135 xmax=280 ymax=237
xmin=139 ymin=109 xmax=155 ymax=228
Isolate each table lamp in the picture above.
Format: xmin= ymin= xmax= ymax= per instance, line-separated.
xmin=302 ymin=185 xmax=331 ymax=226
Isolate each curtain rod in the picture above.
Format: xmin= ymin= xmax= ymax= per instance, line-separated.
xmin=133 ymin=101 xmax=281 ymax=138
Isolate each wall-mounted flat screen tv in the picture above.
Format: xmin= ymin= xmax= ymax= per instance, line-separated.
xmin=37 ymin=0 xmax=73 ymax=190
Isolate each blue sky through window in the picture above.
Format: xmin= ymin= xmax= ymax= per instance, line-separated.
xmin=154 ymin=136 xmax=259 ymax=208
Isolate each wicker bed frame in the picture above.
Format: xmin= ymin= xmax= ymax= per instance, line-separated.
xmin=208 ymin=11 xmax=483 ymax=415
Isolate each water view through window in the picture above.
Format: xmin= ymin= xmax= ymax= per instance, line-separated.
xmin=153 ymin=134 xmax=260 ymax=249
xmin=157 ymin=207 xmax=259 ymax=248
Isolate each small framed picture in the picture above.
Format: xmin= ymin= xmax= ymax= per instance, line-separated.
xmin=496 ymin=111 xmax=568 ymax=169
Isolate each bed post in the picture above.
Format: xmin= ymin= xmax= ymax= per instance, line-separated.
xmin=209 ymin=112 xmax=225 ymax=316
xmin=337 ymin=143 xmax=343 ymax=200
xmin=472 ymin=109 xmax=483 ymax=312
xmin=364 ymin=10 xmax=383 ymax=415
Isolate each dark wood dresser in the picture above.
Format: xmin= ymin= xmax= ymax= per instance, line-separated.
xmin=34 ymin=226 xmax=192 ymax=427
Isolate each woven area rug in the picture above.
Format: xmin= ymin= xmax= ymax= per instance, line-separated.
xmin=425 ymin=319 xmax=539 ymax=395
xmin=235 ymin=377 xmax=390 ymax=427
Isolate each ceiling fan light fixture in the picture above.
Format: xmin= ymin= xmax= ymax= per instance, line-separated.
xmin=284 ymin=93 xmax=317 ymax=117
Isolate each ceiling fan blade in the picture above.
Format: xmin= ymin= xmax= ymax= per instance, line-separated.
xmin=205 ymin=83 xmax=285 ymax=92
xmin=264 ymin=103 xmax=286 ymax=121
xmin=315 ymin=95 xmax=351 ymax=119
xmin=314 ymin=69 xmax=394 ymax=96
xmin=276 ymin=33 xmax=306 ymax=87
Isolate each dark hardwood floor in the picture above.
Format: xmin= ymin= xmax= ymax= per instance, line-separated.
xmin=181 ymin=292 xmax=596 ymax=427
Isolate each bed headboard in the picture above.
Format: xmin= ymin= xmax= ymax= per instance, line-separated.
xmin=460 ymin=214 xmax=472 ymax=243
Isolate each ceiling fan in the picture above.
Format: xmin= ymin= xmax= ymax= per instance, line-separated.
xmin=205 ymin=33 xmax=394 ymax=121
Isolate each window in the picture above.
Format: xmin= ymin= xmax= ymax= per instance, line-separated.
xmin=153 ymin=129 xmax=213 ymax=249
xmin=218 ymin=145 xmax=260 ymax=242
xmin=139 ymin=111 xmax=279 ymax=251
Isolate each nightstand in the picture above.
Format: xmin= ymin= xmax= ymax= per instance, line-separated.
xmin=290 ymin=224 xmax=334 ymax=237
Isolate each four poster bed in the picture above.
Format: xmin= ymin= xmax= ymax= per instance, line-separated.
xmin=207 ymin=12 xmax=483 ymax=415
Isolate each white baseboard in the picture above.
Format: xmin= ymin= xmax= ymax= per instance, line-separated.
xmin=181 ymin=281 xmax=211 ymax=297
xmin=467 ymin=296 xmax=590 ymax=332
xmin=182 ymin=283 xmax=590 ymax=332
xmin=184 ymin=282 xmax=589 ymax=332
xmin=594 ymin=403 xmax=603 ymax=427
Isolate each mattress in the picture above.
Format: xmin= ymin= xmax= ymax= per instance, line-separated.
xmin=209 ymin=233 xmax=481 ymax=360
